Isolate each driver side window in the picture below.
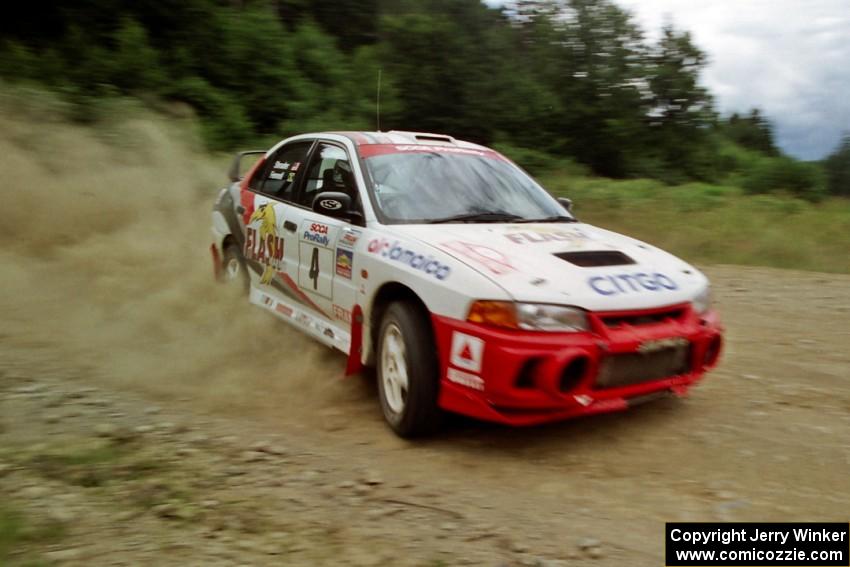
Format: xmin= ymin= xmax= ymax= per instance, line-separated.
xmin=297 ymin=143 xmax=357 ymax=209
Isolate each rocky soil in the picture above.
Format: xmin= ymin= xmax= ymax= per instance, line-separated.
xmin=1 ymin=265 xmax=849 ymax=566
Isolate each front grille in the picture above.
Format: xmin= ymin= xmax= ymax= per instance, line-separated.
xmin=600 ymin=308 xmax=684 ymax=328
xmin=594 ymin=344 xmax=690 ymax=389
xmin=553 ymin=250 xmax=635 ymax=267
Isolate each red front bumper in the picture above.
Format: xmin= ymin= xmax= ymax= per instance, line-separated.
xmin=432 ymin=303 xmax=723 ymax=426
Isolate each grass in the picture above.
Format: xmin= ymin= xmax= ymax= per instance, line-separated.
xmin=0 ymin=505 xmax=66 ymax=565
xmin=2 ymin=82 xmax=847 ymax=276
xmin=541 ymin=173 xmax=850 ymax=274
xmin=27 ymin=441 xmax=168 ymax=488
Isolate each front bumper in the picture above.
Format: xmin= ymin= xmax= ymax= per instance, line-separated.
xmin=432 ymin=303 xmax=723 ymax=426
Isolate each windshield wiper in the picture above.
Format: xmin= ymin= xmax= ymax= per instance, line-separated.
xmin=427 ymin=211 xmax=525 ymax=224
xmin=513 ymin=215 xmax=577 ymax=223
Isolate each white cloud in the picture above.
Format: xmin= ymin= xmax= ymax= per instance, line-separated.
xmin=614 ymin=0 xmax=850 ymax=159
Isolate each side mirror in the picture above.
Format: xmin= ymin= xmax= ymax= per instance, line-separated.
xmin=312 ymin=191 xmax=360 ymax=222
xmin=228 ymin=150 xmax=265 ymax=183
xmin=557 ymin=197 xmax=573 ymax=213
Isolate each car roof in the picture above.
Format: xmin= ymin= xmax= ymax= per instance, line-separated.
xmin=318 ymin=130 xmax=491 ymax=152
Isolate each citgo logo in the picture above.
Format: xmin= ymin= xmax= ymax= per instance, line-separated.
xmin=367 ymin=239 xmax=451 ymax=280
xmin=588 ymin=272 xmax=678 ymax=296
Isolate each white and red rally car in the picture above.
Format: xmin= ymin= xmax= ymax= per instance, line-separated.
xmin=210 ymin=131 xmax=723 ymax=437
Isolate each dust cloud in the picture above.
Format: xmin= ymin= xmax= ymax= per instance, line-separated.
xmin=0 ymin=93 xmax=354 ymax=420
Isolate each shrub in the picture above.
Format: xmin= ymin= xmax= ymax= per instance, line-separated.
xmin=743 ymin=156 xmax=826 ymax=200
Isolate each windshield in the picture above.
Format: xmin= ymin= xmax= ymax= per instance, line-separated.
xmin=361 ymin=147 xmax=568 ymax=224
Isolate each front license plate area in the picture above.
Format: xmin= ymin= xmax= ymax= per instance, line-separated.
xmin=595 ymin=343 xmax=690 ymax=389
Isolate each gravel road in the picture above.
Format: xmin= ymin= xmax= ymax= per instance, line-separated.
xmin=2 ymin=265 xmax=849 ymax=566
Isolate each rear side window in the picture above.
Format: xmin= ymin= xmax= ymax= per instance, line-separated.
xmin=251 ymin=141 xmax=313 ymax=202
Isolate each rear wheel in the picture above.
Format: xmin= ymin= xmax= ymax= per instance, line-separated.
xmin=222 ymin=243 xmax=249 ymax=293
xmin=377 ymin=302 xmax=442 ymax=437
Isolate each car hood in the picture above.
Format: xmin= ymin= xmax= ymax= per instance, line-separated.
xmin=391 ymin=222 xmax=708 ymax=312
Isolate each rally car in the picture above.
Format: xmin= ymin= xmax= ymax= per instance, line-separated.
xmin=210 ymin=131 xmax=723 ymax=437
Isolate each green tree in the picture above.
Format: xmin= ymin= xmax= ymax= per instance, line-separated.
xmin=823 ymin=134 xmax=850 ymax=196
xmin=109 ymin=18 xmax=165 ymax=93
xmin=723 ymin=109 xmax=778 ymax=155
xmin=645 ymin=25 xmax=715 ymax=180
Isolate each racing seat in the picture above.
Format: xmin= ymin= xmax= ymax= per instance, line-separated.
xmin=322 ymin=162 xmax=357 ymax=201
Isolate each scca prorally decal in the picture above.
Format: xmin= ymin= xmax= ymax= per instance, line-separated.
xmin=504 ymin=226 xmax=589 ymax=245
xmin=335 ymin=248 xmax=353 ymax=279
xmin=367 ymin=239 xmax=451 ymax=280
xmin=302 ymin=222 xmax=331 ymax=247
xmin=245 ymin=204 xmax=284 ymax=284
xmin=589 ymin=272 xmax=678 ymax=296
xmin=441 ymin=241 xmax=514 ymax=275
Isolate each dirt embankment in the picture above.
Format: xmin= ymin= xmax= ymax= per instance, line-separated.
xmin=1 ymin=98 xmax=849 ymax=566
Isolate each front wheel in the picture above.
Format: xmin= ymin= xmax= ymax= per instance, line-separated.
xmin=377 ymin=302 xmax=442 ymax=438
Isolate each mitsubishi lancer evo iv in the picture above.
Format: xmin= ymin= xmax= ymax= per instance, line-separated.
xmin=210 ymin=131 xmax=723 ymax=437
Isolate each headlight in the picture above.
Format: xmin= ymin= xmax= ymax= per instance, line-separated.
xmin=467 ymin=301 xmax=589 ymax=332
xmin=692 ymin=286 xmax=712 ymax=314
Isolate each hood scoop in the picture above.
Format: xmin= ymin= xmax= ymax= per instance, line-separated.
xmin=554 ymin=250 xmax=635 ymax=267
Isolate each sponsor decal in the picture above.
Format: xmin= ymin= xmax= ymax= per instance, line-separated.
xmin=447 ymin=368 xmax=484 ymax=391
xmin=574 ymin=394 xmax=593 ymax=407
xmin=589 ymin=272 xmax=678 ymax=296
xmin=358 ymin=144 xmax=506 ymax=161
xmin=332 ymin=304 xmax=352 ymax=324
xmin=338 ymin=229 xmax=361 ymax=250
xmin=295 ymin=312 xmax=312 ymax=327
xmin=394 ymin=144 xmax=486 ymax=157
xmin=367 ymin=239 xmax=451 ymax=280
xmin=268 ymin=160 xmax=290 ymax=180
xmin=440 ymin=241 xmax=514 ymax=275
xmin=302 ymin=222 xmax=331 ymax=247
xmin=450 ymin=332 xmax=485 ymax=373
xmin=504 ymin=226 xmax=589 ymax=245
xmin=335 ymin=248 xmax=353 ymax=279
xmin=275 ymin=303 xmax=293 ymax=318
xmin=318 ymin=198 xmax=342 ymax=211
xmin=245 ymin=204 xmax=284 ymax=284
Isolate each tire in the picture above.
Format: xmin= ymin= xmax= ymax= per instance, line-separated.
xmin=377 ymin=301 xmax=442 ymax=438
xmin=222 ymin=243 xmax=249 ymax=293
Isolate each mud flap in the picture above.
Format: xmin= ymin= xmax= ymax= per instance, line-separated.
xmin=345 ymin=304 xmax=364 ymax=376
xmin=210 ymin=243 xmax=222 ymax=281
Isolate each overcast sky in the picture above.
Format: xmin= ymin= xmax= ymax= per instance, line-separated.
xmin=615 ymin=0 xmax=849 ymax=160
xmin=488 ymin=1 xmax=849 ymax=160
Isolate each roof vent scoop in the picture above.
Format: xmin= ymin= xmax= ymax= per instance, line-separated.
xmin=554 ymin=250 xmax=635 ymax=267
xmin=414 ymin=134 xmax=454 ymax=143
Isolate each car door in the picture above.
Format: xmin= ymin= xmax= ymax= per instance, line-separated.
xmin=287 ymin=141 xmax=362 ymax=337
xmin=240 ymin=139 xmax=313 ymax=299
